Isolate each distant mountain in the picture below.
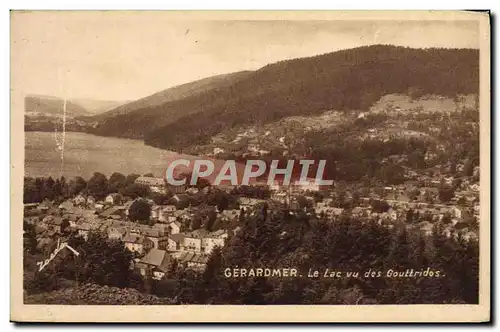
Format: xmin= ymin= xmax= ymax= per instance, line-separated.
xmin=25 ymin=95 xmax=127 ymax=118
xmin=84 ymin=71 xmax=253 ymax=123
xmin=71 ymin=99 xmax=128 ymax=115
xmin=25 ymin=95 xmax=91 ymax=118
xmin=86 ymin=45 xmax=479 ymax=152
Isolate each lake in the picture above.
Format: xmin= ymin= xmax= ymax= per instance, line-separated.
xmin=24 ymin=132 xmax=189 ymax=179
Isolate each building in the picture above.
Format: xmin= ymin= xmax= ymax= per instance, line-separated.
xmin=142 ymin=228 xmax=168 ymax=249
xmin=99 ymin=206 xmax=127 ymax=219
xmin=315 ymin=206 xmax=344 ymax=219
xmin=166 ymin=220 xmax=181 ymax=235
xmin=201 ymin=230 xmax=228 ymax=254
xmin=167 ymin=234 xmax=185 ymax=252
xmin=151 ymin=205 xmax=177 ymax=223
xmin=58 ymin=200 xmax=74 ymax=211
xmin=76 ymin=222 xmax=91 ymax=241
xmin=134 ymin=176 xmax=166 ymax=194
xmin=219 ymin=209 xmax=240 ymax=223
xmin=239 ymin=197 xmax=265 ymax=212
xmin=86 ymin=196 xmax=96 ymax=208
xmin=107 ymin=226 xmax=127 ymax=241
xmin=293 ymin=178 xmax=321 ymax=192
xmin=136 ymin=248 xmax=172 ymax=280
xmin=172 ymin=251 xmax=209 ymax=271
xmin=43 ymin=216 xmax=66 ymax=234
xmin=167 ymin=183 xmax=187 ymax=195
xmin=94 ymin=202 xmax=105 ymax=212
xmin=123 ymin=233 xmax=154 ymax=255
xmin=183 ymin=234 xmax=203 ymax=253
xmin=105 ymin=193 xmax=123 ymax=205
xmin=74 ymin=194 xmax=86 ymax=206
xmin=150 ymin=205 xmax=163 ymax=221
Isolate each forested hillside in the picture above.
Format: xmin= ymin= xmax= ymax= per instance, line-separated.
xmin=83 ymin=70 xmax=252 ymax=131
xmin=84 ymin=45 xmax=478 ymax=151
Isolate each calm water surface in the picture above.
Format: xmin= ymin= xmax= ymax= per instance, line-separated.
xmin=24 ymin=132 xmax=188 ymax=179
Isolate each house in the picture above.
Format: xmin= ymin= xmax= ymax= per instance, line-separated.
xmin=238 ymin=197 xmax=265 ymax=212
xmin=166 ymin=220 xmax=181 ymax=235
xmin=135 ymin=176 xmax=166 ymax=193
xmin=123 ymin=201 xmax=134 ymax=217
xmin=293 ymin=178 xmax=321 ymax=192
xmin=108 ymin=226 xmax=127 ymax=241
xmin=185 ymin=187 xmax=199 ymax=194
xmin=76 ymin=222 xmax=91 ymax=240
xmin=163 ymin=205 xmax=177 ymax=215
xmin=351 ymin=207 xmax=364 ymax=217
xmin=183 ymin=234 xmax=203 ymax=253
xmin=388 ymin=209 xmax=398 ymax=221
xmin=157 ymin=205 xmax=177 ymax=223
xmin=86 ymin=196 xmax=96 ymax=208
xmin=419 ymin=221 xmax=434 ymax=236
xmin=150 ymin=205 xmax=164 ymax=221
xmin=74 ymin=194 xmax=86 ymax=206
xmin=123 ymin=233 xmax=154 ymax=255
xmin=37 ymin=200 xmax=51 ymax=213
xmin=136 ymin=248 xmax=172 ymax=280
xmin=58 ymin=200 xmax=74 ymax=211
xmin=175 ymin=209 xmax=194 ymax=224
xmin=271 ymin=191 xmax=287 ymax=203
xmin=173 ymin=251 xmax=209 ymax=271
xmin=167 ymin=183 xmax=187 ymax=195
xmin=213 ymin=147 xmax=225 ymax=155
xmin=142 ymin=228 xmax=168 ymax=249
xmin=99 ymin=206 xmax=126 ymax=219
xmin=43 ymin=216 xmax=66 ymax=234
xmin=167 ymin=233 xmax=185 ymax=252
xmin=315 ymin=206 xmax=343 ymax=219
xmin=201 ymin=230 xmax=228 ymax=254
xmin=219 ymin=209 xmax=240 ymax=222
xmin=94 ymin=202 xmax=105 ymax=212
xmin=105 ymin=193 xmax=122 ymax=205
xmin=24 ymin=203 xmax=40 ymax=215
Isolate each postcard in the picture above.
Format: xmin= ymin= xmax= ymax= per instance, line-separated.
xmin=10 ymin=10 xmax=490 ymax=323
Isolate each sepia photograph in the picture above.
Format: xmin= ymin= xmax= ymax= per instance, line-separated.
xmin=10 ymin=10 xmax=490 ymax=322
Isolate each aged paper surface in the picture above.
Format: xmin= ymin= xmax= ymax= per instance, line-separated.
xmin=11 ymin=10 xmax=490 ymax=322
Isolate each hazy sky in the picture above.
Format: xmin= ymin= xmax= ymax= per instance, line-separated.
xmin=11 ymin=12 xmax=480 ymax=101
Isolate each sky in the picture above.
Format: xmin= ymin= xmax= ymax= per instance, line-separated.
xmin=11 ymin=12 xmax=480 ymax=101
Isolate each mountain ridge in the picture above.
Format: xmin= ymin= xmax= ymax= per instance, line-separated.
xmin=35 ymin=45 xmax=478 ymax=152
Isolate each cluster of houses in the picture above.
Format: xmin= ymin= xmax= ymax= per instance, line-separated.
xmin=24 ymin=176 xmax=260 ymax=280
xmin=25 ymin=169 xmax=480 ymax=282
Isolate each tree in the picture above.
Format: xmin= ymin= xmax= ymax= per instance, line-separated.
xmin=87 ymin=172 xmax=108 ymax=199
xmin=120 ymin=183 xmax=151 ymax=199
xmin=203 ymin=210 xmax=217 ymax=231
xmin=67 ymin=231 xmax=135 ymax=288
xmin=23 ymin=221 xmax=38 ymax=254
xmin=24 ymin=177 xmax=40 ymax=203
xmin=191 ymin=217 xmax=202 ymax=231
xmin=108 ymin=172 xmax=127 ymax=193
xmin=408 ymin=188 xmax=421 ymax=201
xmin=68 ymin=176 xmax=87 ymax=196
xmin=463 ymin=159 xmax=475 ymax=177
xmin=128 ymin=199 xmax=151 ymax=222
xmin=125 ymin=173 xmax=141 ymax=186
xmin=196 ymin=178 xmax=211 ymax=190
xmin=42 ymin=177 xmax=55 ymax=200
xmin=442 ymin=213 xmax=452 ymax=224
xmin=408 ymin=86 xmax=424 ymax=100
xmin=439 ymin=185 xmax=455 ymax=203
xmin=406 ymin=208 xmax=415 ymax=223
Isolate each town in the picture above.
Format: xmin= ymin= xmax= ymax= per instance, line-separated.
xmin=23 ymin=154 xmax=480 ymax=284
